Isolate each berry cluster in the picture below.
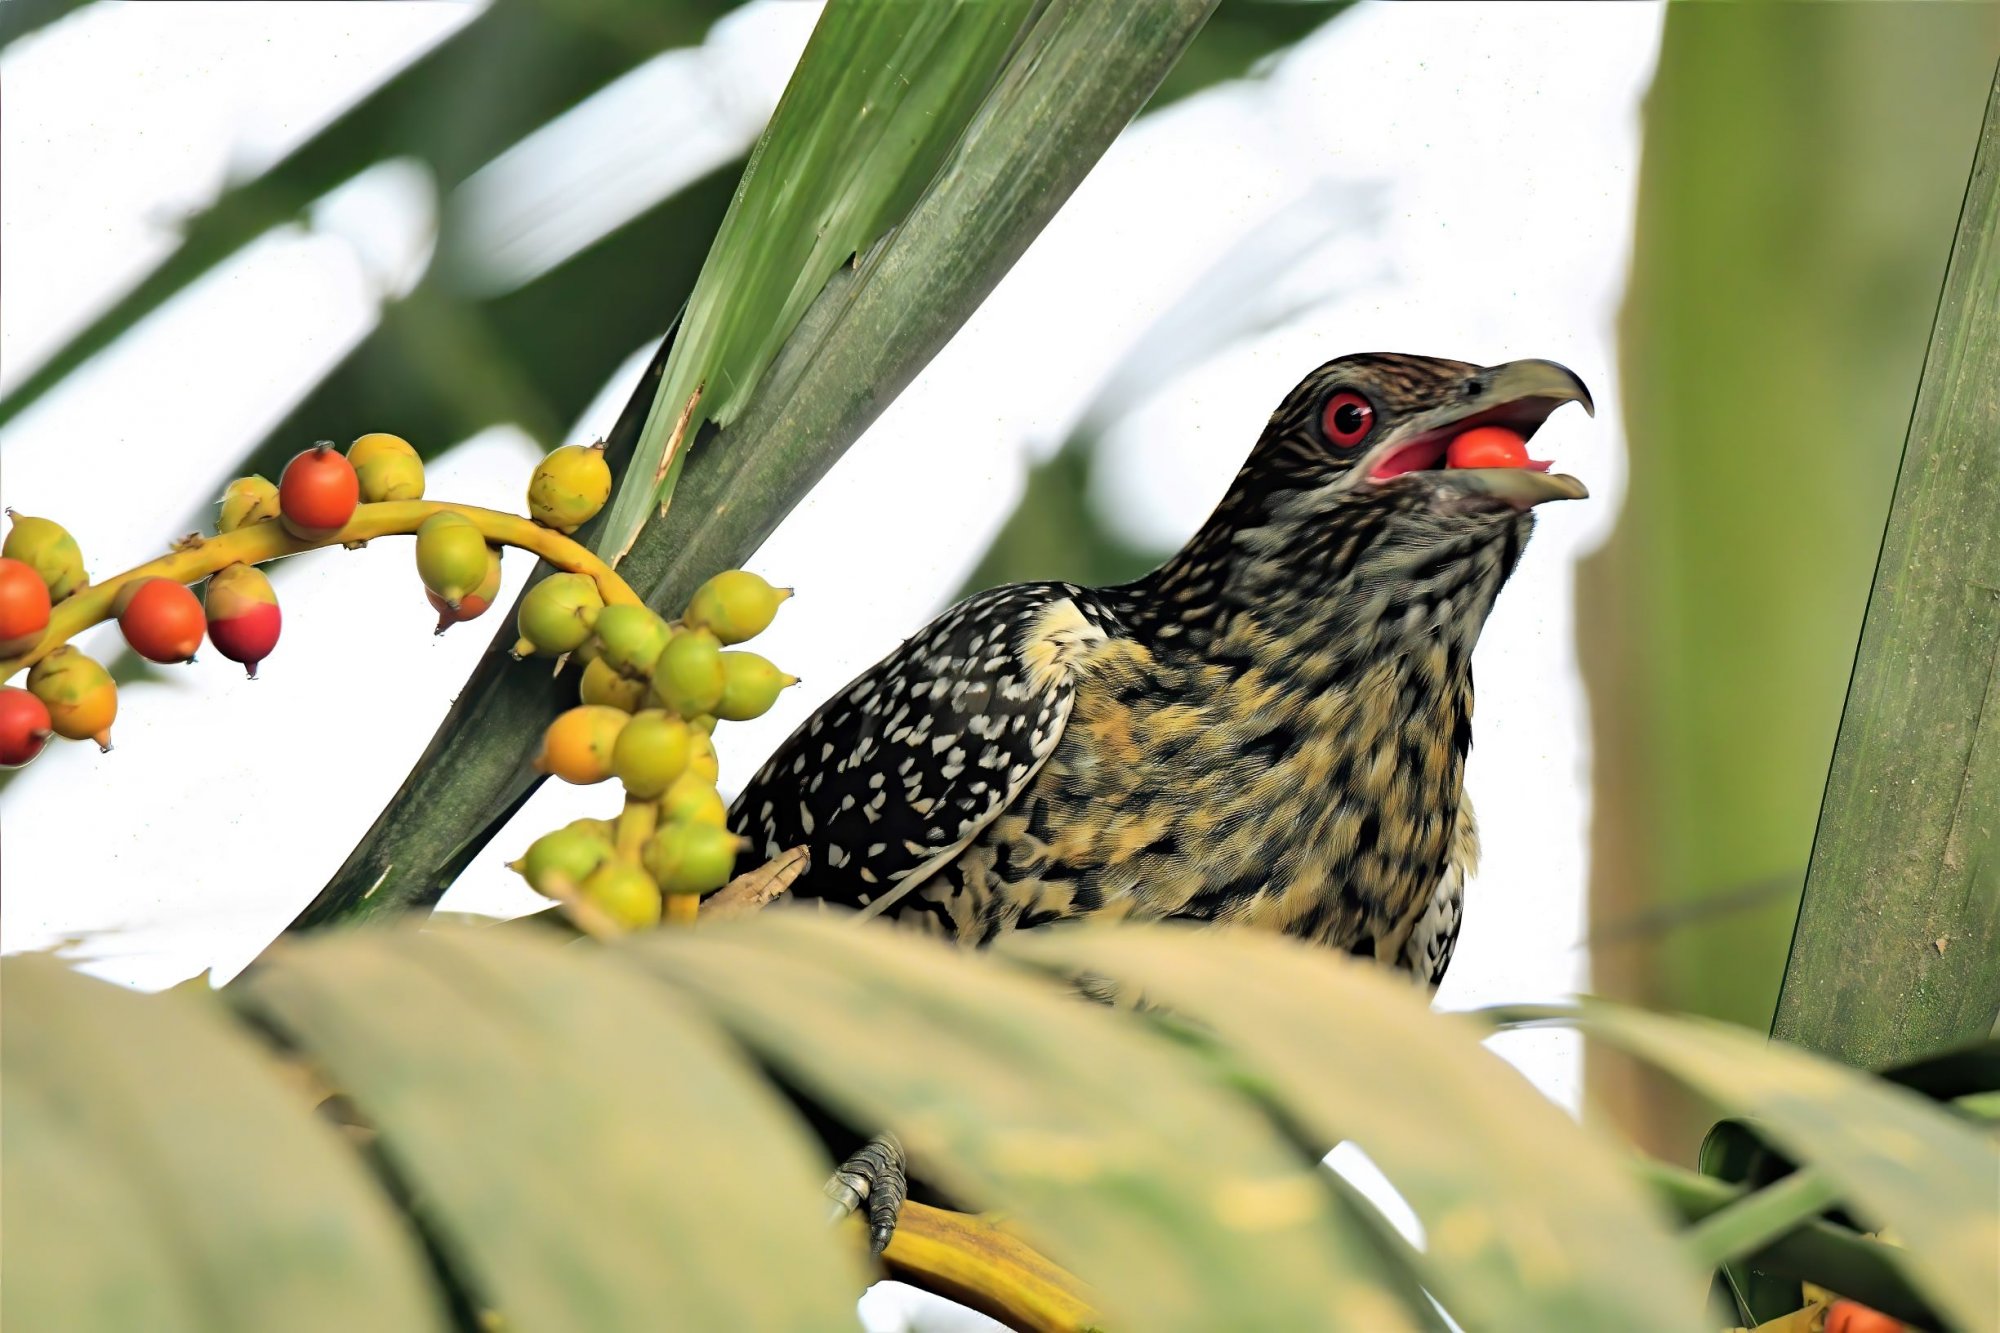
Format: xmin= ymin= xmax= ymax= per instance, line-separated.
xmin=511 ymin=568 xmax=796 ymax=931
xmin=2 ymin=431 xmax=795 ymax=936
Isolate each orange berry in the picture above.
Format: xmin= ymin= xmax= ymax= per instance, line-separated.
xmin=533 ymin=705 xmax=629 ymax=785
xmin=0 ymin=556 xmax=53 ymax=655
xmin=279 ymin=441 xmax=360 ymax=539
xmin=0 ymin=686 xmax=53 ymax=767
xmin=1826 ymin=1301 xmax=1902 ymax=1333
xmin=118 ymin=578 xmax=205 ymax=664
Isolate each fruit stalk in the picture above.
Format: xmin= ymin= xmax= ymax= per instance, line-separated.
xmin=0 ymin=501 xmax=642 ymax=680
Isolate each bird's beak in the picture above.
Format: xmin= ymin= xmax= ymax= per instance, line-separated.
xmin=1355 ymin=358 xmax=1594 ymax=509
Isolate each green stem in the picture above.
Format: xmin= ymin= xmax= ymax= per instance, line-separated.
xmin=1637 ymin=1159 xmax=1938 ymax=1329
xmin=1678 ymin=1167 xmax=1841 ymax=1273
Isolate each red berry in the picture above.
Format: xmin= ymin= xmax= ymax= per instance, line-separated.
xmin=1446 ymin=426 xmax=1532 ymax=470
xmin=279 ymin=442 xmax=360 ymax=540
xmin=0 ymin=686 xmax=52 ymax=767
xmin=118 ymin=578 xmax=206 ymax=664
xmin=0 ymin=556 xmax=53 ymax=655
xmin=204 ymin=563 xmax=282 ymax=677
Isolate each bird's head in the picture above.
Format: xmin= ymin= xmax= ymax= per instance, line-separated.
xmin=1136 ymin=352 xmax=1595 ymax=650
xmin=1248 ymin=352 xmax=1593 ymax=516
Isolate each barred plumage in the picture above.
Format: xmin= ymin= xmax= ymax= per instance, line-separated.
xmin=731 ymin=353 xmax=1591 ymax=992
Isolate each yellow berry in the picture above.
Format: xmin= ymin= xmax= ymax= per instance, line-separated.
xmin=579 ymin=861 xmax=662 ymax=930
xmin=688 ymin=728 xmax=720 ymax=783
xmin=715 ymin=650 xmax=797 ymax=721
xmin=513 ymin=572 xmax=603 ymax=658
xmin=356 ymin=453 xmax=425 ymax=503
xmin=653 ymin=628 xmax=724 ymax=717
xmin=215 ymin=479 xmax=282 ymax=536
xmin=579 ymin=655 xmax=648 ymax=712
xmin=534 ymin=705 xmax=628 ymax=785
xmin=643 ymin=822 xmax=743 ymax=896
xmin=347 ymin=433 xmax=419 ymax=469
xmin=683 ymin=569 xmax=791 ymax=645
xmin=26 ymin=645 xmax=116 ymax=750
xmin=5 ymin=511 xmax=88 ymax=601
xmin=611 ymin=710 xmax=692 ymax=800
xmin=527 ymin=442 xmax=612 ymax=534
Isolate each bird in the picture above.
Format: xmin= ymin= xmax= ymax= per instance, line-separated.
xmin=727 ymin=352 xmax=1592 ymax=1245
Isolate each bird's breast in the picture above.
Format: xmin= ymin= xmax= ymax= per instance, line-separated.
xmin=924 ymin=627 xmax=1470 ymax=955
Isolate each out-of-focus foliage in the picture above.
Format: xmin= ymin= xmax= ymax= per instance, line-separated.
xmin=9 ymin=917 xmax=1991 ymax=1331
xmin=1772 ymin=68 xmax=2000 ymax=1074
xmin=1584 ymin=4 xmax=2000 ymax=1153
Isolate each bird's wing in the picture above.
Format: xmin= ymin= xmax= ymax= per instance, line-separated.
xmin=730 ymin=583 xmax=1110 ymax=919
xmin=1402 ymin=793 xmax=1479 ymax=991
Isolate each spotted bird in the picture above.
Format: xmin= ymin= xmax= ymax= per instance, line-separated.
xmin=731 ymin=353 xmax=1592 ymax=991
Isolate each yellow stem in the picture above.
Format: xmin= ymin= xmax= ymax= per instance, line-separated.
xmin=1 ymin=502 xmax=641 ymax=681
xmin=883 ymin=1202 xmax=1102 ymax=1333
xmin=614 ymin=797 xmax=657 ymax=862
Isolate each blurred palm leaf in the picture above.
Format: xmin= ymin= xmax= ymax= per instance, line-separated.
xmin=9 ymin=916 xmax=1992 ymax=1330
xmin=0 ymin=0 xmax=91 ymax=50
xmin=1585 ymin=1 xmax=2000 ymax=1154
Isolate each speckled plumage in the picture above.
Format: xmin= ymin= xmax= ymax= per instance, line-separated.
xmin=732 ymin=353 xmax=1591 ymax=991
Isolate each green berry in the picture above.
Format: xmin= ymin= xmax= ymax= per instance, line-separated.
xmin=580 ymin=861 xmax=662 ymax=929
xmin=657 ymin=769 xmax=727 ymax=828
xmin=611 ymin=710 xmax=692 ymax=800
xmin=414 ymin=512 xmax=490 ymax=607
xmin=643 ymin=822 xmax=743 ymax=896
xmin=715 ymin=650 xmax=797 ymax=722
xmin=514 ymin=827 xmax=615 ymax=897
xmin=514 ymin=572 xmax=604 ymax=658
xmin=580 ymin=655 xmax=648 ymax=712
xmin=683 ymin=569 xmax=790 ymax=645
xmin=590 ymin=604 xmax=674 ymax=680
xmin=652 ymin=627 xmax=724 ymax=717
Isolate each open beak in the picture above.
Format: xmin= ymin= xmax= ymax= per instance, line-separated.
xmin=1355 ymin=358 xmax=1594 ymax=508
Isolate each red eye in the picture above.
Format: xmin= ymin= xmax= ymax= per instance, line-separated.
xmin=1321 ymin=391 xmax=1375 ymax=448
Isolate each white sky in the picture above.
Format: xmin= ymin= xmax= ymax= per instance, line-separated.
xmin=1 ymin=4 xmax=1664 ymax=1324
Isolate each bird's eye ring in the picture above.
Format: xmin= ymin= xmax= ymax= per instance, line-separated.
xmin=1321 ymin=391 xmax=1375 ymax=448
